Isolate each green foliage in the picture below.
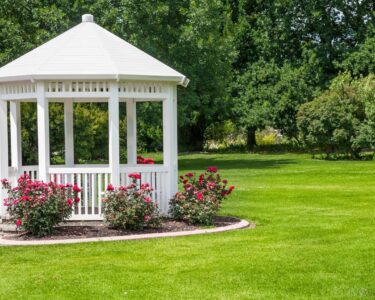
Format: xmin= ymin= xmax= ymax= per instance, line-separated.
xmin=339 ymin=27 xmax=375 ymax=76
xmin=0 ymin=1 xmax=374 ymax=156
xmin=297 ymin=73 xmax=375 ymax=157
xmin=256 ymin=128 xmax=282 ymax=146
xmin=73 ymin=104 xmax=108 ymax=162
xmin=233 ymin=59 xmax=321 ymax=141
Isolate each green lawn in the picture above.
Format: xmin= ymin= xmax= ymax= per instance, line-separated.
xmin=1 ymin=153 xmax=374 ymax=299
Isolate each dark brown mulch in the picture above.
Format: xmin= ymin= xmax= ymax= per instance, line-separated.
xmin=3 ymin=216 xmax=241 ymax=241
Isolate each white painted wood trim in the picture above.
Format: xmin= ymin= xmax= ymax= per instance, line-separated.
xmin=171 ymin=85 xmax=178 ymax=195
xmin=162 ymin=84 xmax=179 ymax=212
xmin=36 ymin=82 xmax=50 ymax=182
xmin=126 ymin=100 xmax=137 ymax=164
xmin=108 ymin=81 xmax=120 ymax=186
xmin=64 ymin=100 xmax=74 ymax=166
xmin=0 ymin=98 xmax=9 ymax=217
xmin=10 ymin=101 xmax=22 ymax=173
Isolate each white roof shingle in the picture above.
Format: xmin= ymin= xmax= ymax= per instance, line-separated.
xmin=0 ymin=14 xmax=188 ymax=86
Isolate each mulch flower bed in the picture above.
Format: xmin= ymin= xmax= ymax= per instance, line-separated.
xmin=2 ymin=216 xmax=241 ymax=241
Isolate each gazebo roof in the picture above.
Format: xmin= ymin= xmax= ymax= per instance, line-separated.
xmin=0 ymin=14 xmax=188 ymax=86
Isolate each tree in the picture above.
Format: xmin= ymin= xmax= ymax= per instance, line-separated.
xmin=232 ymin=0 xmax=374 ymax=148
xmin=297 ymin=73 xmax=375 ymax=157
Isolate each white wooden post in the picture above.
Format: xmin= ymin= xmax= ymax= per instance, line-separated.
xmin=163 ymin=84 xmax=178 ymax=213
xmin=10 ymin=101 xmax=22 ymax=176
xmin=108 ymin=81 xmax=120 ymax=186
xmin=64 ymin=99 xmax=74 ymax=166
xmin=36 ymin=82 xmax=50 ymax=182
xmin=126 ymin=100 xmax=137 ymax=164
xmin=0 ymin=98 xmax=9 ymax=218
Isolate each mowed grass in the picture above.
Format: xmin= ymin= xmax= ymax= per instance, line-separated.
xmin=0 ymin=153 xmax=374 ymax=299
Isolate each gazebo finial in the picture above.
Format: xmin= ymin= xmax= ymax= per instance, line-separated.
xmin=82 ymin=14 xmax=94 ymax=23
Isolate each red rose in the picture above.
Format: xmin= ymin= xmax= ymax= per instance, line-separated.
xmin=207 ymin=166 xmax=218 ymax=173
xmin=144 ymin=196 xmax=151 ymax=203
xmin=186 ymin=172 xmax=194 ymax=178
xmin=196 ymin=192 xmax=204 ymax=201
xmin=128 ymin=173 xmax=141 ymax=180
xmin=67 ymin=198 xmax=73 ymax=206
xmin=74 ymin=197 xmax=80 ymax=203
xmin=227 ymin=186 xmax=235 ymax=195
xmin=144 ymin=215 xmax=151 ymax=222
xmin=222 ymin=179 xmax=228 ymax=184
xmin=73 ymin=185 xmax=81 ymax=193
xmin=15 ymin=219 xmax=22 ymax=227
xmin=107 ymin=184 xmax=115 ymax=191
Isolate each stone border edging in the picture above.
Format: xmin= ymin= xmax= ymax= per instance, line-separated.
xmin=0 ymin=219 xmax=252 ymax=246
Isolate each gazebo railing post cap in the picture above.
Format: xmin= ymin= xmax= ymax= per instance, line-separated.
xmin=82 ymin=14 xmax=94 ymax=23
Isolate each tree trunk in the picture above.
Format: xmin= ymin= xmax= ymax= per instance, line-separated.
xmin=246 ymin=127 xmax=257 ymax=151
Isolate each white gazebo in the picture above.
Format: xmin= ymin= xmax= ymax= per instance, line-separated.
xmin=0 ymin=14 xmax=188 ymax=220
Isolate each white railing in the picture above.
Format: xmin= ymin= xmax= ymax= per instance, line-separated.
xmin=119 ymin=165 xmax=169 ymax=213
xmin=8 ymin=164 xmax=169 ymax=220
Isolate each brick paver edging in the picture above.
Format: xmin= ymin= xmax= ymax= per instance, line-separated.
xmin=0 ymin=219 xmax=252 ymax=246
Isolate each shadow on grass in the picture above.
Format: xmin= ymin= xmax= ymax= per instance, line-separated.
xmin=178 ymin=155 xmax=297 ymax=171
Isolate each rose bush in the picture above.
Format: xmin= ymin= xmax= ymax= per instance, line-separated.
xmin=102 ymin=173 xmax=161 ymax=230
xmin=169 ymin=166 xmax=234 ymax=225
xmin=1 ymin=174 xmax=80 ymax=237
xmin=137 ymin=155 xmax=155 ymax=164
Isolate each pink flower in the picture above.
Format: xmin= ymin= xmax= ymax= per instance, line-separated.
xmin=74 ymin=197 xmax=80 ymax=203
xmin=186 ymin=172 xmax=194 ymax=178
xmin=196 ymin=192 xmax=204 ymax=201
xmin=207 ymin=182 xmax=215 ymax=190
xmin=107 ymin=184 xmax=115 ymax=191
xmin=15 ymin=219 xmax=22 ymax=227
xmin=65 ymin=183 xmax=73 ymax=188
xmin=144 ymin=196 xmax=151 ymax=203
xmin=144 ymin=215 xmax=151 ymax=222
xmin=67 ymin=198 xmax=73 ymax=206
xmin=207 ymin=166 xmax=218 ymax=173
xmin=1 ymin=178 xmax=9 ymax=185
xmin=128 ymin=173 xmax=141 ymax=180
xmin=73 ymin=185 xmax=81 ymax=193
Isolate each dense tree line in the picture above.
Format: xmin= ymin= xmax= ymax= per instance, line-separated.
xmin=0 ymin=0 xmax=374 ymax=163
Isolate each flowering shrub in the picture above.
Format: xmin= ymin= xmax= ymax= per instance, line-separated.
xmin=169 ymin=166 xmax=234 ymax=225
xmin=137 ymin=155 xmax=155 ymax=164
xmin=1 ymin=174 xmax=80 ymax=237
xmin=102 ymin=173 xmax=160 ymax=230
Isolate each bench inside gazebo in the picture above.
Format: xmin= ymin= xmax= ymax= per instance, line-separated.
xmin=0 ymin=14 xmax=188 ymax=220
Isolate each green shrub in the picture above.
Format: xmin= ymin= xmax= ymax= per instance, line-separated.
xmin=256 ymin=128 xmax=283 ymax=145
xmin=103 ymin=174 xmax=161 ymax=230
xmin=1 ymin=175 xmax=80 ymax=237
xmin=169 ymin=167 xmax=234 ymax=225
xmin=297 ymin=73 xmax=374 ymax=158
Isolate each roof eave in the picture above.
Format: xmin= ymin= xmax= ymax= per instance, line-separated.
xmin=0 ymin=74 xmax=189 ymax=87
